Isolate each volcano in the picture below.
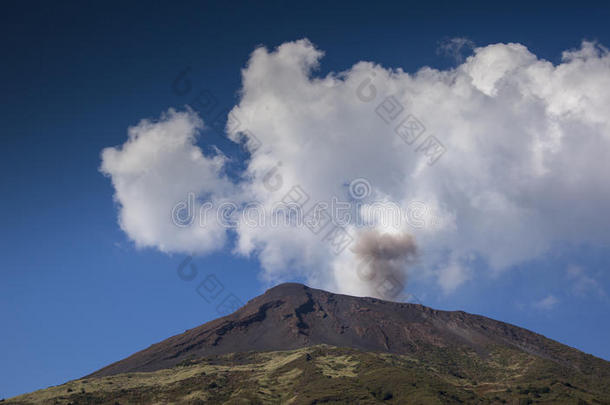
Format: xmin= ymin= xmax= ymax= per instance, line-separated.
xmin=88 ymin=283 xmax=606 ymax=378
xmin=8 ymin=283 xmax=610 ymax=404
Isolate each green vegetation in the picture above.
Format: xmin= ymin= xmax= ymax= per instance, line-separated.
xmin=6 ymin=344 xmax=610 ymax=404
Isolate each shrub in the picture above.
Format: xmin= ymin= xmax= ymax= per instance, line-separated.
xmin=382 ymin=390 xmax=393 ymax=400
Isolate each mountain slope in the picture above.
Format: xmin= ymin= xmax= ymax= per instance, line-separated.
xmin=6 ymin=283 xmax=610 ymax=404
xmin=7 ymin=344 xmax=610 ymax=404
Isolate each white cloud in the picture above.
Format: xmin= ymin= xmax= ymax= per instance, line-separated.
xmin=437 ymin=261 xmax=472 ymax=294
xmin=566 ymin=265 xmax=606 ymax=298
xmin=102 ymin=39 xmax=610 ymax=298
xmin=100 ymin=109 xmax=237 ymax=254
xmin=533 ymin=295 xmax=559 ymax=311
xmin=437 ymin=37 xmax=476 ymax=63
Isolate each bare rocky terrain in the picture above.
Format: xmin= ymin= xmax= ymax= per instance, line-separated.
xmin=89 ymin=283 xmax=610 ymax=380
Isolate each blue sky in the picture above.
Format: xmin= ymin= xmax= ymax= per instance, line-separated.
xmin=2 ymin=0 xmax=610 ymax=399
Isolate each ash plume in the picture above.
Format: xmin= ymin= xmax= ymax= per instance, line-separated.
xmin=351 ymin=229 xmax=418 ymax=299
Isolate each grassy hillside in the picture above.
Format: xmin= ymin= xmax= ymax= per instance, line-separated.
xmin=6 ymin=344 xmax=610 ymax=404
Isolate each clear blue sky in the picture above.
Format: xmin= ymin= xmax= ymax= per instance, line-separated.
xmin=2 ymin=0 xmax=610 ymax=399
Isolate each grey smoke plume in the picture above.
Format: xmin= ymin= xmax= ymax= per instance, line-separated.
xmin=351 ymin=230 xmax=418 ymax=299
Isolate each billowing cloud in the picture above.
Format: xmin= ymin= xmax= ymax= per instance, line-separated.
xmin=100 ymin=109 xmax=237 ymax=254
xmin=101 ymin=39 xmax=610 ymax=299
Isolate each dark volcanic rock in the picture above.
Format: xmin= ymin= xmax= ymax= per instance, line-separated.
xmin=88 ymin=283 xmax=605 ymax=378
